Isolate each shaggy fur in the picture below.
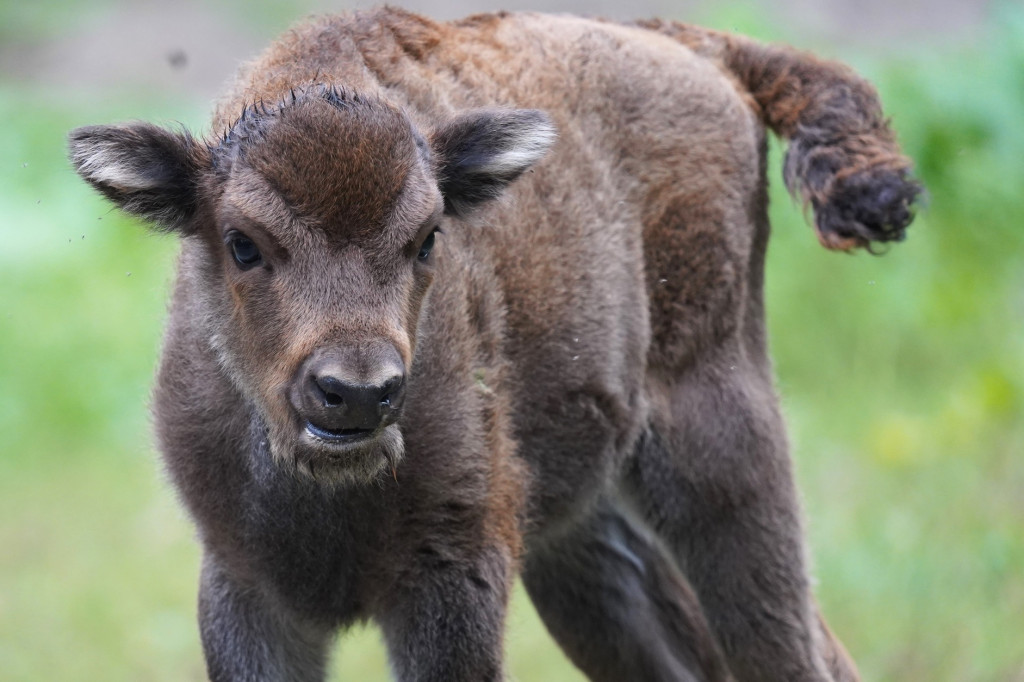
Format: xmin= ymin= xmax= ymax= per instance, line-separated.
xmin=69 ymin=8 xmax=919 ymax=682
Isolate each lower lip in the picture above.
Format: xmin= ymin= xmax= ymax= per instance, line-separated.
xmin=304 ymin=422 xmax=376 ymax=444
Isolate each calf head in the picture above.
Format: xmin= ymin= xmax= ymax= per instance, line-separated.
xmin=69 ymin=84 xmax=555 ymax=484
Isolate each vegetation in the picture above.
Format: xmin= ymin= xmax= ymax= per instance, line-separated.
xmin=1 ymin=4 xmax=1021 ymax=680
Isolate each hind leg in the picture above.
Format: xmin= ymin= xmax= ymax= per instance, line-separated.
xmin=625 ymin=355 xmax=857 ymax=682
xmin=817 ymin=609 xmax=859 ymax=682
xmin=522 ymin=495 xmax=730 ymax=682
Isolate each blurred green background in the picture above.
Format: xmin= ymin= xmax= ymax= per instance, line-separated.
xmin=1 ymin=0 xmax=1022 ymax=680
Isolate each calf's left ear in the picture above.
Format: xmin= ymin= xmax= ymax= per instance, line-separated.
xmin=431 ymin=109 xmax=556 ymax=217
xmin=68 ymin=123 xmax=207 ymax=233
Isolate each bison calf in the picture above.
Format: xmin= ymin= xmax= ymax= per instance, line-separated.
xmin=70 ymin=8 xmax=918 ymax=682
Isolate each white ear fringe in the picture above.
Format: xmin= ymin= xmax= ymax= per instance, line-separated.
xmin=480 ymin=118 xmax=557 ymax=177
xmin=73 ymin=139 xmax=158 ymax=191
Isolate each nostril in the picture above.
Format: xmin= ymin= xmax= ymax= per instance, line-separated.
xmin=313 ymin=374 xmax=347 ymax=409
xmin=378 ymin=375 xmax=405 ymax=412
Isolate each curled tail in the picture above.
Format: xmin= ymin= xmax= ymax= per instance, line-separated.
xmin=638 ymin=19 xmax=922 ymax=251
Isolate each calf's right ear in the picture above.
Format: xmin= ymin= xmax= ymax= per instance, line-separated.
xmin=68 ymin=123 xmax=207 ymax=233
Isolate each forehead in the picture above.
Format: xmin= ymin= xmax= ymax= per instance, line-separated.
xmin=213 ymin=87 xmax=436 ymax=246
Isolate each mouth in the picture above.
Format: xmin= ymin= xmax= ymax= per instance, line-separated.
xmin=283 ymin=418 xmax=406 ymax=485
xmin=304 ymin=421 xmax=377 ymax=445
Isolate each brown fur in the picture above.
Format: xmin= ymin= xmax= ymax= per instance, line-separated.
xmin=68 ymin=8 xmax=920 ymax=682
xmin=637 ymin=19 xmax=920 ymax=251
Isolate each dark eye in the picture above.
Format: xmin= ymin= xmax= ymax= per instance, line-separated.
xmin=417 ymin=229 xmax=438 ymax=263
xmin=228 ymin=232 xmax=262 ymax=270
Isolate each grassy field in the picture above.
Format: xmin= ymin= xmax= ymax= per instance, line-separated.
xmin=1 ymin=3 xmax=1022 ymax=681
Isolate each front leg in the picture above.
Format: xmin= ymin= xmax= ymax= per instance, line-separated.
xmin=377 ymin=545 xmax=513 ymax=682
xmin=198 ymin=555 xmax=333 ymax=682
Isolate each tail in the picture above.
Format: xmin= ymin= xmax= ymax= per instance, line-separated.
xmin=638 ymin=20 xmax=922 ymax=251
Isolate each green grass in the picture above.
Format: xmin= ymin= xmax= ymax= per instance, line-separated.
xmin=1 ymin=5 xmax=1023 ymax=681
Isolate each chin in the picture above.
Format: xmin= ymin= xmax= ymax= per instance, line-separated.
xmin=271 ymin=422 xmax=406 ymax=487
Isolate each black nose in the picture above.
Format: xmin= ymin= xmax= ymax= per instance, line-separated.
xmin=292 ymin=351 xmax=406 ymax=440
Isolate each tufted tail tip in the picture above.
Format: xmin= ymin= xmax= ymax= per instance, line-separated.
xmin=811 ymin=166 xmax=923 ymax=252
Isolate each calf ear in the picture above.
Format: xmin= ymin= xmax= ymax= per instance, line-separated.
xmin=432 ymin=109 xmax=556 ymax=217
xmin=68 ymin=123 xmax=207 ymax=233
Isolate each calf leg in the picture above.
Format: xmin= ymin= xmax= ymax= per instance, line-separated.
xmin=377 ymin=546 xmax=513 ymax=682
xmin=625 ymin=360 xmax=856 ymax=682
xmin=818 ymin=610 xmax=859 ymax=682
xmin=523 ymin=495 xmax=731 ymax=682
xmin=198 ymin=555 xmax=333 ymax=682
